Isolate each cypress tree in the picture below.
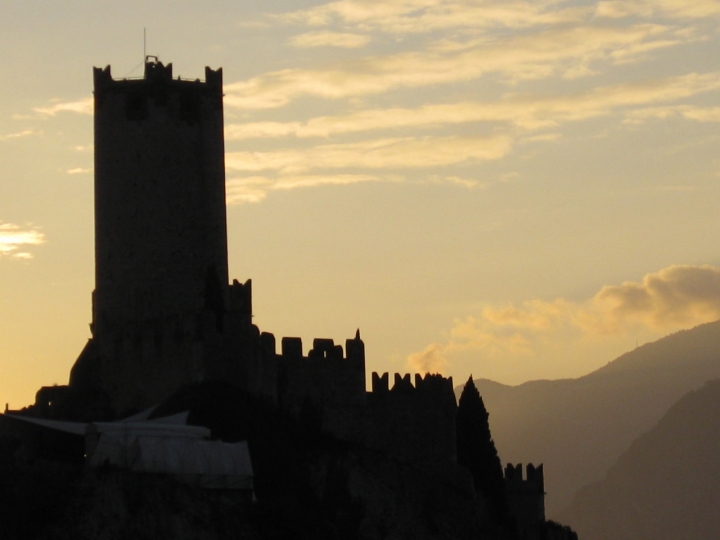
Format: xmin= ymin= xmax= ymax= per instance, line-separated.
xmin=456 ymin=376 xmax=508 ymax=520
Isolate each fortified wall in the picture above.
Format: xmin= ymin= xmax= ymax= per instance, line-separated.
xmin=203 ymin=280 xmax=457 ymax=461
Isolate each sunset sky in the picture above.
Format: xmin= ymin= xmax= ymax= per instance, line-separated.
xmin=3 ymin=0 xmax=720 ymax=408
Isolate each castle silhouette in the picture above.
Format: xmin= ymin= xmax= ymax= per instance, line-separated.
xmin=30 ymin=58 xmax=455 ymax=463
xmin=24 ymin=58 xmax=552 ymax=537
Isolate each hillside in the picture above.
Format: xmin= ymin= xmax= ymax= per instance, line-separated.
xmin=0 ymin=382 xmax=511 ymax=540
xmin=556 ymin=378 xmax=720 ymax=539
xmin=458 ymin=319 xmax=720 ymax=515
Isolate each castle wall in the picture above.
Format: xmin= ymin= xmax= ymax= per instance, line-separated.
xmin=233 ymin=332 xmax=368 ymax=441
xmin=364 ymin=372 xmax=457 ymax=463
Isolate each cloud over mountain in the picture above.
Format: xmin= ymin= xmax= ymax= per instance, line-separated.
xmin=408 ymin=265 xmax=720 ymax=377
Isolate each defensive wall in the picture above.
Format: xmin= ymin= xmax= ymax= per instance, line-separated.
xmin=218 ymin=309 xmax=456 ymax=462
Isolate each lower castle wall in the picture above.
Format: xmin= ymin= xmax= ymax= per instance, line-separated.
xmin=71 ymin=310 xmax=215 ymax=415
xmin=364 ymin=373 xmax=457 ymax=463
xmin=68 ymin=283 xmax=459 ymax=465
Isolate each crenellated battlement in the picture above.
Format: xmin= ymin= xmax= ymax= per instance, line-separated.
xmin=93 ymin=58 xmax=222 ymax=92
xmin=365 ymin=371 xmax=457 ymax=462
xmin=371 ymin=371 xmax=455 ymax=396
xmin=258 ymin=331 xmax=365 ymax=369
xmin=228 ymin=279 xmax=252 ymax=326
xmin=505 ymin=463 xmax=545 ymax=490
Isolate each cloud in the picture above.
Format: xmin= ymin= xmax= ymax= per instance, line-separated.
xmin=226 ymin=72 xmax=720 ymax=139
xmin=226 ymin=176 xmax=271 ymax=204
xmin=225 ymin=169 xmax=498 ymax=204
xmin=0 ymin=129 xmax=42 ymax=141
xmin=409 ymin=264 xmax=720 ymax=377
xmin=435 ymin=175 xmax=487 ymax=189
xmin=281 ymin=0 xmax=590 ymax=34
xmin=625 ymin=104 xmax=720 ymax=123
xmin=0 ymin=223 xmax=45 ymax=260
xmin=67 ymin=168 xmax=92 ymax=175
xmin=479 ymin=265 xmax=720 ymax=335
xmin=290 ymin=31 xmax=370 ymax=48
xmin=224 ymin=24 xmax=688 ymax=109
xmin=407 ymin=343 xmax=448 ymax=374
xmin=33 ymin=97 xmax=93 ymax=117
xmin=594 ymin=265 xmax=720 ymax=329
xmin=226 ymin=135 xmax=512 ymax=174
xmin=226 ymin=173 xmax=384 ymax=204
xmin=595 ymin=0 xmax=720 ymax=19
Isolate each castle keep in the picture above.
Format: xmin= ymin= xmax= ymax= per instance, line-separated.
xmin=65 ymin=59 xmax=458 ymax=462
xmin=92 ymin=59 xmax=228 ymax=338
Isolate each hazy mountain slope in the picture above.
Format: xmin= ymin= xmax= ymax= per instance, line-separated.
xmin=556 ymin=378 xmax=720 ymax=540
xmin=457 ymin=319 xmax=720 ymax=515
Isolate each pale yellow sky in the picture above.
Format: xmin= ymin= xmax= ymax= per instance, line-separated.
xmin=2 ymin=0 xmax=720 ymax=408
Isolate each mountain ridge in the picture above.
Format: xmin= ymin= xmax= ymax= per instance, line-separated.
xmin=457 ymin=319 xmax=720 ymax=515
xmin=556 ymin=378 xmax=720 ymax=539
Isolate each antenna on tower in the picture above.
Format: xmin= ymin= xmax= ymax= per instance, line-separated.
xmin=143 ymin=27 xmax=146 ymax=63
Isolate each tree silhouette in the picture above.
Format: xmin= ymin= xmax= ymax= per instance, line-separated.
xmin=456 ymin=376 xmax=508 ymax=521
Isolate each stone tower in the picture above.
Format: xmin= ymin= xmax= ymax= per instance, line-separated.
xmin=92 ymin=58 xmax=228 ymax=336
xmin=70 ymin=58 xmax=231 ymax=414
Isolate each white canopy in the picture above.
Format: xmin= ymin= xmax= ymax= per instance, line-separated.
xmin=89 ymin=434 xmax=253 ymax=490
xmin=3 ymin=411 xmax=254 ymax=490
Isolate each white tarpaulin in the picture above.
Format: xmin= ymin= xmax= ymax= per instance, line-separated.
xmin=132 ymin=438 xmax=253 ymax=489
xmin=3 ymin=411 xmax=254 ymax=490
xmin=87 ymin=422 xmax=210 ymax=468
xmin=90 ymin=434 xmax=253 ymax=490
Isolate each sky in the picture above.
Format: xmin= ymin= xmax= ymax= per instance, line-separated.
xmin=2 ymin=0 xmax=720 ymax=408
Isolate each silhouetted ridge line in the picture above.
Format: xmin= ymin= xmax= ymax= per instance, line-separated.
xmin=460 ymin=318 xmax=720 ymax=515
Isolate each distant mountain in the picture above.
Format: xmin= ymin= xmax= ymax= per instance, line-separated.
xmin=556 ymin=378 xmax=720 ymax=540
xmin=457 ymin=319 xmax=720 ymax=516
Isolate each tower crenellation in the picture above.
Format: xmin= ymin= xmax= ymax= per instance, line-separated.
xmin=505 ymin=462 xmax=546 ymax=536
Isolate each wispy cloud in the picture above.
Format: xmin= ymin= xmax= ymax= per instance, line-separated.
xmin=625 ymin=104 xmax=720 ymax=123
xmin=224 ymin=24 xmax=688 ymax=109
xmin=226 ymin=135 xmax=512 ymax=174
xmin=66 ymin=167 xmax=92 ymax=175
xmin=290 ymin=31 xmax=370 ymax=48
xmin=280 ymin=0 xmax=591 ymax=34
xmin=226 ymin=72 xmax=720 ymax=139
xmin=0 ymin=222 xmax=45 ymax=260
xmin=0 ymin=129 xmax=42 ymax=141
xmin=595 ymin=0 xmax=720 ymax=19
xmin=408 ymin=264 xmax=720 ymax=375
xmin=226 ymin=173 xmax=383 ymax=204
xmin=33 ymin=97 xmax=92 ymax=117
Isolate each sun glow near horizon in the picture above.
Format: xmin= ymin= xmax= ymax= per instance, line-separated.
xmin=2 ymin=0 xmax=720 ymax=406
